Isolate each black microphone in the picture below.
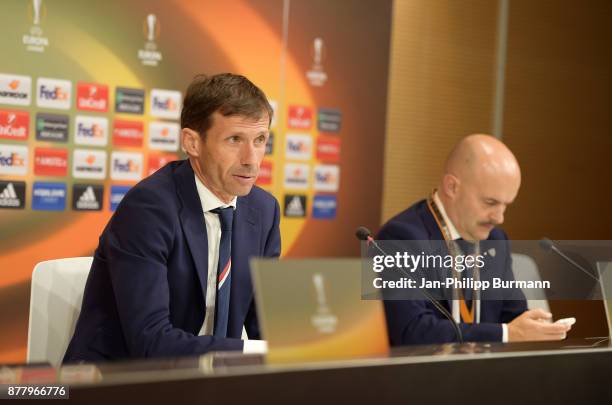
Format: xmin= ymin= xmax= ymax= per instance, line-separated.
xmin=539 ymin=238 xmax=598 ymax=281
xmin=356 ymin=226 xmax=385 ymax=254
xmin=355 ymin=226 xmax=464 ymax=344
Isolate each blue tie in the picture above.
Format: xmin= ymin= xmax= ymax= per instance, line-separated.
xmin=211 ymin=207 xmax=233 ymax=337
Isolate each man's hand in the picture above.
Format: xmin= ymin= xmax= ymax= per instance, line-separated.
xmin=508 ymin=309 xmax=572 ymax=342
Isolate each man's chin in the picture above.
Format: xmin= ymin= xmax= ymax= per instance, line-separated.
xmin=231 ymin=184 xmax=255 ymax=197
xmin=474 ymin=228 xmax=494 ymax=240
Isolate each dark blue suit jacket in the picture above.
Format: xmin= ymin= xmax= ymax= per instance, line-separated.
xmin=377 ymin=200 xmax=526 ymax=345
xmin=64 ymin=160 xmax=281 ymax=362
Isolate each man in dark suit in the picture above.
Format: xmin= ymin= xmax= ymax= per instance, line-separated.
xmin=378 ymin=134 xmax=571 ymax=345
xmin=64 ymin=74 xmax=280 ymax=362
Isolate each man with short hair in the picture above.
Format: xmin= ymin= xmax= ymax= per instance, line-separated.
xmin=378 ymin=134 xmax=571 ymax=345
xmin=64 ymin=73 xmax=280 ymax=362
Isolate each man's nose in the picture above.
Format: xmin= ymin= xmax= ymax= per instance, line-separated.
xmin=241 ymin=143 xmax=259 ymax=166
xmin=490 ymin=207 xmax=505 ymax=224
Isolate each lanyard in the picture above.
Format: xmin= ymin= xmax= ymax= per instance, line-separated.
xmin=426 ymin=192 xmax=480 ymax=324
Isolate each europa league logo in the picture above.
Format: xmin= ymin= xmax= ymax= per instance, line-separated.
xmin=312 ymin=37 xmax=325 ymax=68
xmin=26 ymin=0 xmax=47 ymax=43
xmin=306 ymin=37 xmax=328 ymax=86
xmin=28 ymin=0 xmax=46 ymax=30
xmin=139 ymin=12 xmax=163 ymax=65
xmin=313 ymin=274 xmax=330 ymax=313
xmin=310 ymin=273 xmax=338 ymax=334
xmin=144 ymin=13 xmax=160 ymax=43
xmin=32 ymin=0 xmax=42 ymax=25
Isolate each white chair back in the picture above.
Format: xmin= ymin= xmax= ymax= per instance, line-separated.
xmin=511 ymin=253 xmax=550 ymax=312
xmin=27 ymin=257 xmax=93 ymax=367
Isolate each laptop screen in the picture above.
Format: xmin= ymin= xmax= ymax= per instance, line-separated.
xmin=250 ymin=258 xmax=389 ymax=364
xmin=597 ymin=262 xmax=612 ymax=340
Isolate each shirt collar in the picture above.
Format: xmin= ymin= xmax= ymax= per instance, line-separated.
xmin=432 ymin=191 xmax=461 ymax=240
xmin=194 ymin=174 xmax=237 ymax=213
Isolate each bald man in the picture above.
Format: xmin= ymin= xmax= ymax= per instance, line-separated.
xmin=378 ymin=134 xmax=571 ymax=345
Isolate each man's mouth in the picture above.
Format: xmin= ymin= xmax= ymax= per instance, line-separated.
xmin=232 ymin=173 xmax=257 ymax=184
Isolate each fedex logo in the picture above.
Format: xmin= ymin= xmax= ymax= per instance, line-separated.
xmin=36 ymin=78 xmax=71 ymax=109
xmin=314 ymin=164 xmax=340 ymax=192
xmin=77 ymin=123 xmax=104 ymax=137
xmin=152 ymin=97 xmax=177 ymax=110
xmin=285 ymin=134 xmax=312 ymax=161
xmin=287 ymin=105 xmax=312 ymax=129
xmin=0 ymin=110 xmax=29 ymax=140
xmin=39 ymin=85 xmax=69 ymax=100
xmin=111 ymin=152 xmax=143 ymax=181
xmin=150 ymin=89 xmax=181 ymax=119
xmin=75 ymin=115 xmax=108 ymax=146
xmin=0 ymin=145 xmax=28 ymax=175
xmin=77 ymin=82 xmax=109 ymax=112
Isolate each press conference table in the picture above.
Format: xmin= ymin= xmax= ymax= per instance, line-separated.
xmin=14 ymin=338 xmax=612 ymax=403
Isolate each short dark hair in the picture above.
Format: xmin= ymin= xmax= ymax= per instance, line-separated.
xmin=180 ymin=73 xmax=273 ymax=136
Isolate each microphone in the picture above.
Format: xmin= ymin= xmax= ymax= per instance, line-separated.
xmin=356 ymin=226 xmax=385 ymax=253
xmin=539 ymin=238 xmax=598 ymax=282
xmin=355 ymin=226 xmax=464 ymax=343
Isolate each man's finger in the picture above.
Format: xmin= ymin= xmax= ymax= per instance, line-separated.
xmin=526 ymin=308 xmax=552 ymax=320
xmin=538 ymin=322 xmax=570 ymax=335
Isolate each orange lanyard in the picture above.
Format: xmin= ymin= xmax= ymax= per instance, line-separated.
xmin=426 ymin=192 xmax=476 ymax=324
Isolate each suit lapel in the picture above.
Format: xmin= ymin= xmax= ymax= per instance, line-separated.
xmin=417 ymin=200 xmax=455 ymax=305
xmin=174 ymin=160 xmax=209 ymax=300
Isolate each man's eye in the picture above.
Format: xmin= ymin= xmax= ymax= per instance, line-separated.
xmin=228 ymin=136 xmax=241 ymax=143
xmin=254 ymin=135 xmax=266 ymax=145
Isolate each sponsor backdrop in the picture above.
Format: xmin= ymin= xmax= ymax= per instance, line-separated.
xmin=0 ymin=0 xmax=391 ymax=362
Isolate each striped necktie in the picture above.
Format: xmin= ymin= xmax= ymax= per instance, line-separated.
xmin=211 ymin=207 xmax=233 ymax=337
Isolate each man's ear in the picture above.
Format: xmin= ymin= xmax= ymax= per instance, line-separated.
xmin=442 ymin=173 xmax=460 ymax=200
xmin=181 ymin=128 xmax=201 ymax=157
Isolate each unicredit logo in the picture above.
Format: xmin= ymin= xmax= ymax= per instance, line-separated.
xmin=0 ymin=110 xmax=28 ymax=140
xmin=77 ymin=82 xmax=108 ymax=112
xmin=40 ymin=85 xmax=69 ymax=100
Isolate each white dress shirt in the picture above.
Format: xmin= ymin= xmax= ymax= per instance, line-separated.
xmin=433 ymin=192 xmax=509 ymax=342
xmin=194 ymin=174 xmax=267 ymax=354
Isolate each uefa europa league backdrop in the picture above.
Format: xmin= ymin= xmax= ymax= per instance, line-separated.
xmin=0 ymin=0 xmax=391 ymax=361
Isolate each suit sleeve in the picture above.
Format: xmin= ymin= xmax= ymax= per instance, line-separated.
xmin=104 ymin=186 xmax=243 ymax=358
xmin=244 ymin=196 xmax=282 ymax=339
xmin=378 ymin=219 xmax=505 ymax=345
